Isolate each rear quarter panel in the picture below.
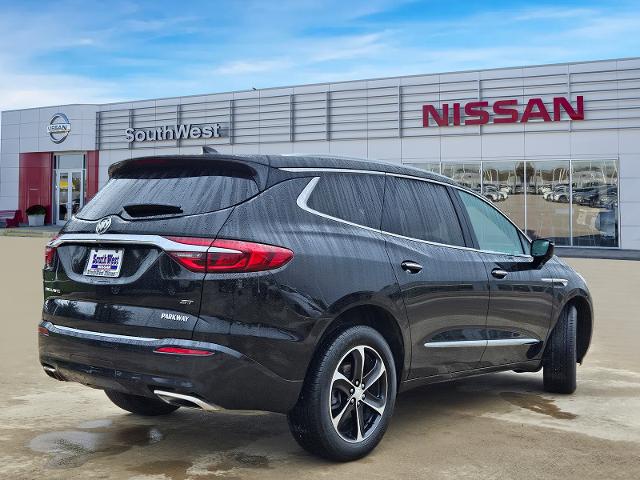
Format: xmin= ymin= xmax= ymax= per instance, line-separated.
xmin=193 ymin=177 xmax=408 ymax=381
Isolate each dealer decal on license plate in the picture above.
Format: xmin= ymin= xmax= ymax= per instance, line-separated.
xmin=84 ymin=249 xmax=124 ymax=278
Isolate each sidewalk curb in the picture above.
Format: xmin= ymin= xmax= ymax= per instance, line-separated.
xmin=0 ymin=229 xmax=59 ymax=239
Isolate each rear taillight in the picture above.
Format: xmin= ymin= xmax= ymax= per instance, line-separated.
xmin=164 ymin=237 xmax=293 ymax=273
xmin=44 ymin=237 xmax=58 ymax=269
xmin=208 ymin=239 xmax=294 ymax=272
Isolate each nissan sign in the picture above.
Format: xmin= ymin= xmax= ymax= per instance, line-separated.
xmin=47 ymin=113 xmax=72 ymax=143
xmin=125 ymin=123 xmax=223 ymax=143
xmin=423 ymin=96 xmax=584 ymax=127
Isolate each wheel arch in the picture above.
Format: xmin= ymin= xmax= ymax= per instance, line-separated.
xmin=310 ymin=304 xmax=409 ymax=385
xmin=559 ymin=293 xmax=593 ymax=364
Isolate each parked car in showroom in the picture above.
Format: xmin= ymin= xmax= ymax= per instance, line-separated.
xmin=483 ymin=184 xmax=507 ymax=202
xmin=39 ymin=152 xmax=593 ymax=461
xmin=574 ymin=185 xmax=617 ymax=208
xmin=544 ymin=184 xmax=570 ymax=202
xmin=594 ymin=193 xmax=618 ymax=210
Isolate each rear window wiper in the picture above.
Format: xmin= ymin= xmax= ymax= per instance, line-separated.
xmin=122 ymin=203 xmax=183 ymax=217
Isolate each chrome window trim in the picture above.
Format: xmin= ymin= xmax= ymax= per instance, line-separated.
xmin=424 ymin=338 xmax=540 ymax=348
xmin=49 ymin=233 xmax=241 ymax=254
xmin=293 ymin=171 xmax=533 ymax=259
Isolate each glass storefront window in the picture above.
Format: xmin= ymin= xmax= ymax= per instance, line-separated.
xmin=481 ymin=161 xmax=525 ymax=228
xmin=407 ymin=158 xmax=619 ymax=248
xmin=524 ymin=160 xmax=571 ymax=245
xmin=405 ymin=162 xmax=441 ymax=175
xmin=442 ymin=163 xmax=481 ymax=193
xmin=571 ymin=159 xmax=619 ymax=247
xmin=55 ymin=154 xmax=85 ymax=170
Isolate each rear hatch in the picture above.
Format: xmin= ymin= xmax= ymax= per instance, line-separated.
xmin=43 ymin=155 xmax=268 ymax=340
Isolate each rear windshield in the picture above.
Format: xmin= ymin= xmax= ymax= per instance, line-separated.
xmin=77 ymin=166 xmax=259 ymax=221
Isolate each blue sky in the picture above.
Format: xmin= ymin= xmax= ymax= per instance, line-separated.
xmin=0 ymin=0 xmax=639 ymax=110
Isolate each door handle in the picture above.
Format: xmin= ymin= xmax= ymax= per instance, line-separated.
xmin=491 ymin=268 xmax=508 ymax=279
xmin=401 ymin=261 xmax=423 ymax=273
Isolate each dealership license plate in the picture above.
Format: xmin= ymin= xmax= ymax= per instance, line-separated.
xmin=84 ymin=249 xmax=124 ymax=278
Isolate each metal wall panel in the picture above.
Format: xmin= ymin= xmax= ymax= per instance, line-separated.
xmin=88 ymin=59 xmax=640 ymax=151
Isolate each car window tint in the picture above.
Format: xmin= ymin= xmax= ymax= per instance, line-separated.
xmin=381 ymin=177 xmax=465 ymax=246
xmin=307 ymin=173 xmax=384 ymax=229
xmin=458 ymin=190 xmax=524 ymax=255
xmin=78 ymin=166 xmax=259 ymax=221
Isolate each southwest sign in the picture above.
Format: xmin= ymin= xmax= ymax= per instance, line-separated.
xmin=125 ymin=123 xmax=223 ymax=143
xmin=422 ymin=96 xmax=584 ymax=127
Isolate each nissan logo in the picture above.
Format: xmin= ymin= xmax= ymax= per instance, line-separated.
xmin=47 ymin=113 xmax=71 ymax=144
xmin=95 ymin=217 xmax=112 ymax=235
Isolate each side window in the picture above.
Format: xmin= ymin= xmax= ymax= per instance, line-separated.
xmin=457 ymin=190 xmax=524 ymax=255
xmin=307 ymin=173 xmax=384 ymax=229
xmin=382 ymin=177 xmax=466 ymax=246
xmin=519 ymin=232 xmax=531 ymax=255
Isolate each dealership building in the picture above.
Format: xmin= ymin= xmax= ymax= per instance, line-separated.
xmin=1 ymin=57 xmax=639 ymax=250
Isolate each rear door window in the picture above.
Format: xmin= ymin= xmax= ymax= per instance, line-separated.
xmin=77 ymin=165 xmax=259 ymax=221
xmin=381 ymin=177 xmax=466 ymax=246
xmin=307 ymin=173 xmax=385 ymax=229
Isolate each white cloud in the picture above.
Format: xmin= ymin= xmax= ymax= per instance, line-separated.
xmin=213 ymin=59 xmax=293 ymax=76
xmin=513 ymin=7 xmax=596 ymax=21
xmin=0 ymin=71 xmax=116 ymax=111
xmin=309 ymin=32 xmax=392 ymax=62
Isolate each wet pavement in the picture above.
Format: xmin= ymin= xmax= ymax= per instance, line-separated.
xmin=1 ymin=237 xmax=639 ymax=479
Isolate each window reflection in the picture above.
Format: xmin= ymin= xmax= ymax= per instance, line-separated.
xmin=481 ymin=162 xmax=525 ymax=228
xmin=523 ymin=161 xmax=571 ymax=245
xmin=406 ymin=158 xmax=619 ymax=248
xmin=571 ymin=160 xmax=618 ymax=247
xmin=441 ymin=163 xmax=481 ymax=192
xmin=405 ymin=162 xmax=441 ymax=175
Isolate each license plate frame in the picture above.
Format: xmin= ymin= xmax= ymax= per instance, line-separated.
xmin=84 ymin=248 xmax=124 ymax=278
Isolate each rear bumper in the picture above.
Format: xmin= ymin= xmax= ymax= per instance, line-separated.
xmin=38 ymin=321 xmax=302 ymax=414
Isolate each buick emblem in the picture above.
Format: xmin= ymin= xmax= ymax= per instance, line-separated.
xmin=47 ymin=113 xmax=71 ymax=144
xmin=95 ymin=217 xmax=112 ymax=235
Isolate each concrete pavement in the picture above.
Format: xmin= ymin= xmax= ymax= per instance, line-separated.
xmin=0 ymin=237 xmax=638 ymax=479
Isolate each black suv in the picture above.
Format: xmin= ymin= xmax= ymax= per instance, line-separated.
xmin=39 ymin=152 xmax=593 ymax=461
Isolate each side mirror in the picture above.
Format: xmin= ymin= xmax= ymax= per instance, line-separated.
xmin=531 ymin=238 xmax=554 ymax=268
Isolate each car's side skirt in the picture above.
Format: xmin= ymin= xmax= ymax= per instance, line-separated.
xmin=398 ymin=360 xmax=542 ymax=393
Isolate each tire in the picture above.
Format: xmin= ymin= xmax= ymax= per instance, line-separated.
xmin=287 ymin=325 xmax=397 ymax=461
xmin=543 ymin=305 xmax=577 ymax=394
xmin=105 ymin=389 xmax=180 ymax=416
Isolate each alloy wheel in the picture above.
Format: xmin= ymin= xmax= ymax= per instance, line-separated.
xmin=329 ymin=345 xmax=388 ymax=443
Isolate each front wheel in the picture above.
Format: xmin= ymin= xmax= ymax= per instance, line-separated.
xmin=543 ymin=305 xmax=577 ymax=394
xmin=287 ymin=325 xmax=397 ymax=461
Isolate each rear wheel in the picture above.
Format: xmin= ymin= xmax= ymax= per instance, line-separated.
xmin=105 ymin=390 xmax=179 ymax=416
xmin=287 ymin=326 xmax=397 ymax=461
xmin=543 ymin=305 xmax=577 ymax=394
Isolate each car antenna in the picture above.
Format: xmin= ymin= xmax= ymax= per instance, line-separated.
xmin=202 ymin=146 xmax=218 ymax=155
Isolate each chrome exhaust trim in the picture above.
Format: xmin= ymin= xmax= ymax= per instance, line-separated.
xmin=42 ymin=365 xmax=66 ymax=381
xmin=153 ymin=389 xmax=222 ymax=411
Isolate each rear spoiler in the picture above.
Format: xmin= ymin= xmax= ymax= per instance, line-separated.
xmin=108 ymin=150 xmax=271 ymax=189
